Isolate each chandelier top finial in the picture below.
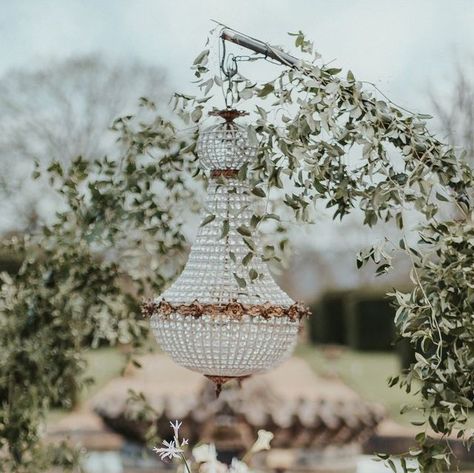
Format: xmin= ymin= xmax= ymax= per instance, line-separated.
xmin=208 ymin=108 xmax=248 ymax=123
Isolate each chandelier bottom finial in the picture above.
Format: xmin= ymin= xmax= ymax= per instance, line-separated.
xmin=205 ymin=374 xmax=251 ymax=397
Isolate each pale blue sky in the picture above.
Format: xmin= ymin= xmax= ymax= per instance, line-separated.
xmin=1 ymin=0 xmax=473 ymax=114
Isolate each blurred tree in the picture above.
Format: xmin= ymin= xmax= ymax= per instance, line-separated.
xmin=0 ymin=102 xmax=200 ymax=471
xmin=0 ymin=56 xmax=167 ymax=232
xmin=429 ymin=57 xmax=474 ymax=166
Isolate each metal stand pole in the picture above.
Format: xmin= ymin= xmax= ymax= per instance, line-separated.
xmin=220 ymin=27 xmax=299 ymax=68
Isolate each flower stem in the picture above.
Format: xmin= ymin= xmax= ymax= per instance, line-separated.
xmin=180 ymin=453 xmax=193 ymax=473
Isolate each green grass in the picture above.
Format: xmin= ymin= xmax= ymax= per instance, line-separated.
xmin=296 ymin=343 xmax=419 ymax=425
xmin=81 ymin=346 xmax=127 ymax=400
xmin=47 ymin=346 xmax=126 ymax=424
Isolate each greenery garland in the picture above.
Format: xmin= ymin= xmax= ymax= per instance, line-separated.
xmin=182 ymin=28 xmax=474 ymax=472
xmin=0 ymin=27 xmax=472 ymax=472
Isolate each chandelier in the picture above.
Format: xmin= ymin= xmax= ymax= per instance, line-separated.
xmin=143 ymin=109 xmax=309 ymax=394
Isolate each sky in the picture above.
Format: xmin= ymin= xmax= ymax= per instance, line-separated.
xmin=1 ymin=0 xmax=473 ymax=291
xmin=1 ymin=0 xmax=473 ymax=114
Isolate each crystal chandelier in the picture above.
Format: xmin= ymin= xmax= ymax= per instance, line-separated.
xmin=143 ymin=109 xmax=309 ymax=393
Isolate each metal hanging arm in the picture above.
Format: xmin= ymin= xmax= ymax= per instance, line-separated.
xmin=220 ymin=27 xmax=300 ymax=68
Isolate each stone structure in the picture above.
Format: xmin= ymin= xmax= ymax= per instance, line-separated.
xmin=92 ymin=355 xmax=384 ymax=470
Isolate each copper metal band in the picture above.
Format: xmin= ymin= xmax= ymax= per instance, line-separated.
xmin=142 ymin=299 xmax=310 ymax=321
xmin=210 ymin=169 xmax=239 ymax=179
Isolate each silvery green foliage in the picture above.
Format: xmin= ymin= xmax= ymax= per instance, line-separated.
xmin=0 ymin=101 xmax=201 ymax=471
xmin=182 ymin=30 xmax=474 ymax=472
xmin=1 ymin=29 xmax=473 ymax=472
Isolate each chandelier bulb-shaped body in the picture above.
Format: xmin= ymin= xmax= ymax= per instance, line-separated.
xmin=145 ymin=110 xmax=309 ymax=386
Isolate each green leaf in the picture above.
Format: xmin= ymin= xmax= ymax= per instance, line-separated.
xmin=396 ymin=213 xmax=404 ymax=230
xmin=243 ymin=237 xmax=256 ymax=251
xmin=251 ymin=186 xmax=266 ymax=197
xmin=233 ymin=273 xmax=246 ymax=288
xmin=236 ymin=225 xmax=252 ymax=237
xmin=258 ymin=83 xmax=274 ymax=97
xmin=387 ymin=459 xmax=397 ymax=473
xmin=250 ymin=214 xmax=261 ymax=229
xmin=376 ymin=263 xmax=391 ymax=276
xmin=221 ymin=219 xmax=229 ymax=239
xmin=242 ymin=252 xmax=254 ymax=266
xmin=238 ymin=162 xmax=248 ymax=180
xmin=249 ymin=269 xmax=258 ymax=281
xmin=388 ymin=376 xmax=399 ymax=387
xmin=191 ymin=107 xmax=203 ymax=123
xmin=263 ymin=213 xmax=280 ymax=221
xmin=193 ymin=49 xmax=209 ymax=65
xmin=435 ymin=191 xmax=449 ymax=202
xmin=313 ymin=179 xmax=326 ymax=194
xmin=200 ymin=214 xmax=215 ymax=227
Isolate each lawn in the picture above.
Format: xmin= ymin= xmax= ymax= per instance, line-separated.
xmin=47 ymin=346 xmax=127 ymax=424
xmin=81 ymin=346 xmax=128 ymax=399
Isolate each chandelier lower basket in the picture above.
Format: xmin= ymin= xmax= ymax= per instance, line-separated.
xmin=150 ymin=313 xmax=300 ymax=377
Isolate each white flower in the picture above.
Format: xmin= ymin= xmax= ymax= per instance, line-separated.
xmin=170 ymin=420 xmax=183 ymax=440
xmin=230 ymin=458 xmax=249 ymax=473
xmin=153 ymin=439 xmax=184 ymax=460
xmin=200 ymin=459 xmax=228 ymax=473
xmin=194 ymin=444 xmax=226 ymax=473
xmin=249 ymin=430 xmax=273 ymax=453
xmin=193 ymin=444 xmax=217 ymax=464
xmin=181 ymin=438 xmax=189 ymax=446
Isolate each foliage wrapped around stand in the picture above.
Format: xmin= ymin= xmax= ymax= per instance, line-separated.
xmin=0 ymin=28 xmax=473 ymax=472
xmin=183 ymin=28 xmax=474 ymax=472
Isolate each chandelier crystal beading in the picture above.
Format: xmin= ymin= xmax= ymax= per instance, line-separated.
xmin=144 ymin=109 xmax=309 ymax=390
